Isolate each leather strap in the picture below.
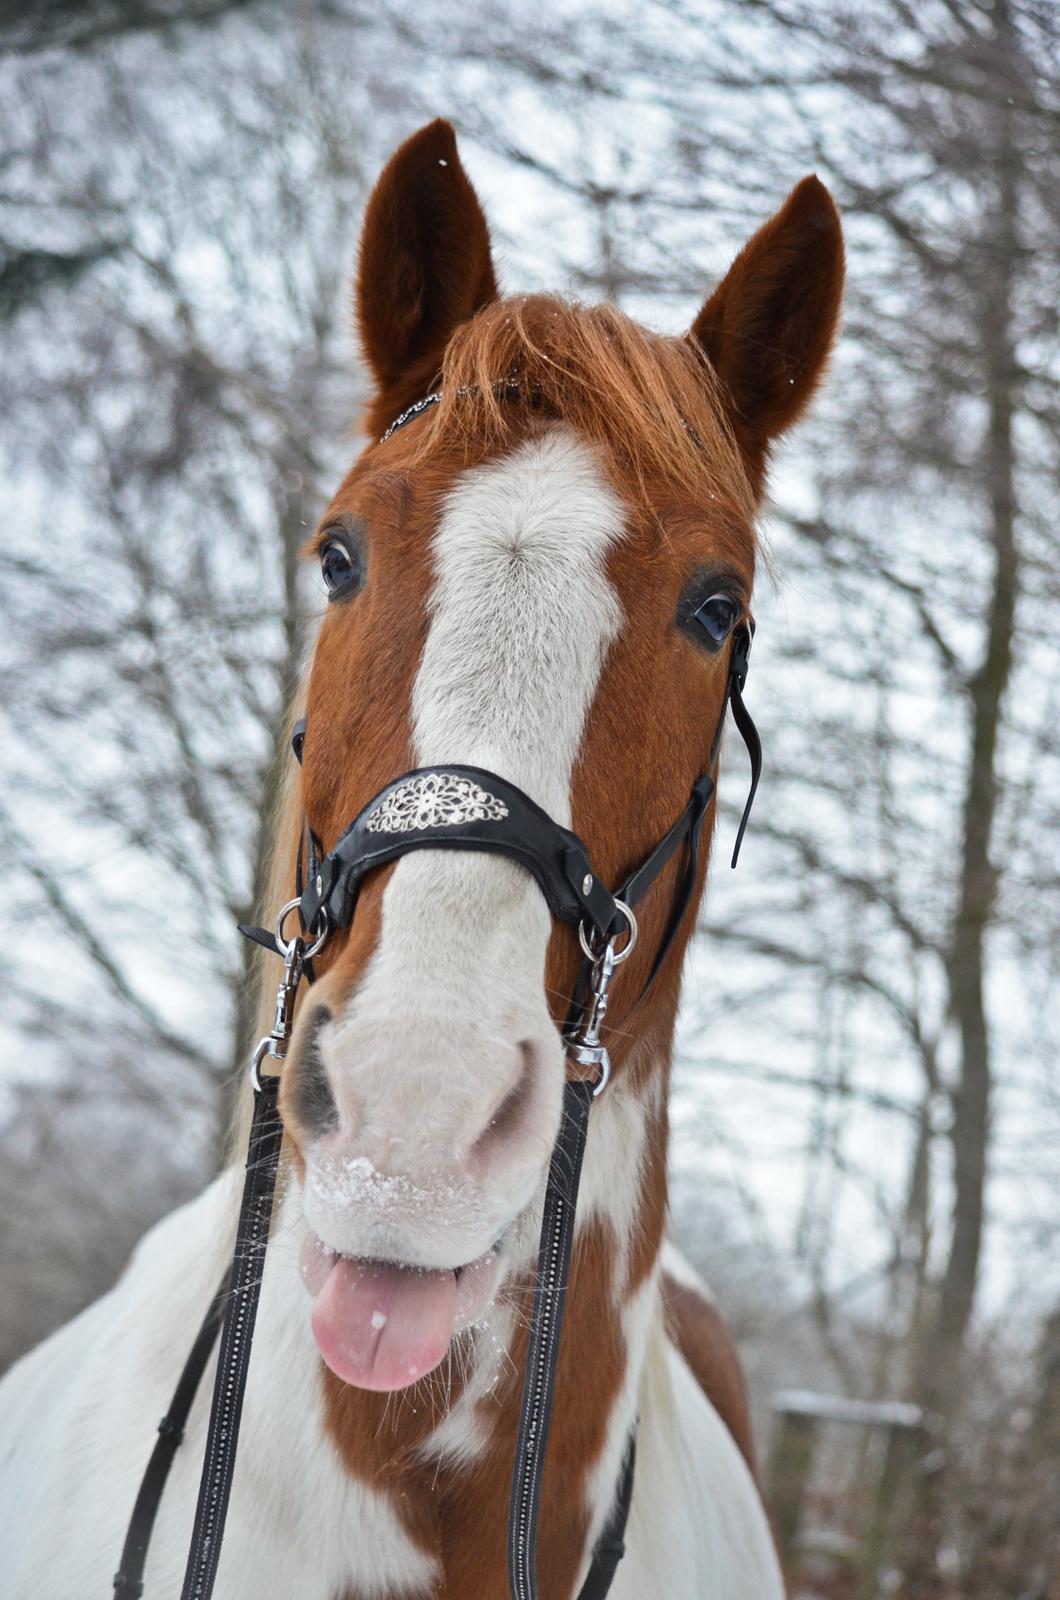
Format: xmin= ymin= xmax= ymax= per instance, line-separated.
xmin=299 ymin=766 xmax=623 ymax=939
xmin=576 ymin=1433 xmax=637 ymax=1600
xmin=177 ymin=1077 xmax=284 ymax=1600
xmin=508 ymin=1076 xmax=595 ymax=1600
xmin=617 ymin=771 xmax=714 ymax=1017
xmin=726 ymin=626 xmax=761 ymax=869
xmin=617 ymin=773 xmax=714 ymax=914
xmin=112 ymin=1285 xmax=226 ymax=1599
xmin=236 ymin=922 xmax=281 ymax=957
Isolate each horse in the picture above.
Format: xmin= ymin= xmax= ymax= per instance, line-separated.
xmin=0 ymin=118 xmax=843 ymax=1599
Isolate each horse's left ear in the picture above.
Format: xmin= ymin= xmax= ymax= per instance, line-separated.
xmin=356 ymin=119 xmax=498 ymax=436
xmin=690 ymin=176 xmax=843 ymax=494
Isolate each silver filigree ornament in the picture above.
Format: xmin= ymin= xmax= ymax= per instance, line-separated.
xmin=365 ymin=774 xmax=509 ymax=834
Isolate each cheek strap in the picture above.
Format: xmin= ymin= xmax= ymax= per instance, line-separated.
xmin=724 ymin=624 xmax=761 ymax=869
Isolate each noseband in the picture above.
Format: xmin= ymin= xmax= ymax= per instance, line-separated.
xmin=114 ymin=419 xmax=762 ymax=1600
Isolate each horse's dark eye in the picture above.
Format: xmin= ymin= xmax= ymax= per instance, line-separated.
xmin=320 ymin=536 xmax=361 ymax=599
xmin=693 ymin=593 xmax=739 ymax=647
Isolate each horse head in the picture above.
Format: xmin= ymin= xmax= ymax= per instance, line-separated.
xmin=271 ymin=119 xmax=842 ymax=1403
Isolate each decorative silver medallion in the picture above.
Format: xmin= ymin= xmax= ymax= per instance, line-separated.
xmin=365 ymin=773 xmax=509 ymax=834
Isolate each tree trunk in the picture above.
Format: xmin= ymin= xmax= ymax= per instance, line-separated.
xmin=906 ymin=3 xmax=1022 ymax=1587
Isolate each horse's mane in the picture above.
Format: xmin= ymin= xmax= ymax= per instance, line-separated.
xmin=230 ymin=713 xmax=305 ymax=1164
xmin=412 ymin=294 xmax=756 ymax=539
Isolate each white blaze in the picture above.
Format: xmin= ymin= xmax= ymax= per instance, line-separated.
xmin=310 ymin=429 xmax=628 ymax=1264
xmin=411 ymin=426 xmax=625 ymax=812
xmin=350 ymin=427 xmax=626 ymax=997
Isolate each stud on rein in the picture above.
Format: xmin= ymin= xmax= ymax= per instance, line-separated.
xmin=113 ymin=392 xmax=762 ymax=1600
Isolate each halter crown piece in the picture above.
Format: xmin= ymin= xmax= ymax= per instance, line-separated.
xmin=114 ymin=391 xmax=762 ymax=1600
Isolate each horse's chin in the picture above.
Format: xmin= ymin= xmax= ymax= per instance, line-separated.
xmin=300 ymin=1230 xmax=505 ymax=1392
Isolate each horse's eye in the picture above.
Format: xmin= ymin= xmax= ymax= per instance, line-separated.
xmin=693 ymin=592 xmax=739 ymax=647
xmin=320 ymin=536 xmax=361 ymax=599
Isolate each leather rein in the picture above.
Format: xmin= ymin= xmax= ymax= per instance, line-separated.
xmin=113 ymin=411 xmax=762 ymax=1600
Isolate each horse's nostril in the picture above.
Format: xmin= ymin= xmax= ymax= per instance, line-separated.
xmin=290 ymin=1005 xmax=337 ymax=1135
xmin=471 ymin=1041 xmax=537 ymax=1168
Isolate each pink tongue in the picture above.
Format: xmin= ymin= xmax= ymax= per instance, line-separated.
xmin=311 ymin=1258 xmax=457 ymax=1392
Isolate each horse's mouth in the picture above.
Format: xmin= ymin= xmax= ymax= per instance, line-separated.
xmin=300 ymin=1231 xmax=505 ymax=1392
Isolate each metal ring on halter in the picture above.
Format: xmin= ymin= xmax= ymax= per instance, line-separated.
xmin=578 ymin=899 xmax=638 ymax=966
xmin=274 ymin=897 xmax=329 ymax=960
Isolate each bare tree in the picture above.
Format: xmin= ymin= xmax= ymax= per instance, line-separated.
xmin=0 ymin=14 xmax=381 ymax=1353
xmin=0 ymin=0 xmax=271 ymax=56
xmin=3 ymin=9 xmax=1059 ymax=1590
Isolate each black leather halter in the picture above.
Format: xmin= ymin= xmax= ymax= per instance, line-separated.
xmin=114 ymin=453 xmax=761 ymax=1600
xmin=300 ymin=766 xmax=627 ymax=937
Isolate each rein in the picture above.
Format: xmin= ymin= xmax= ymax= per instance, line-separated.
xmin=113 ymin=419 xmax=761 ymax=1600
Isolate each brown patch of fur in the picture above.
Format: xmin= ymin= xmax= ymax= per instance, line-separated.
xmin=662 ymin=1269 xmax=758 ymax=1477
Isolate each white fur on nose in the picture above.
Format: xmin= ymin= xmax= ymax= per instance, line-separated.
xmin=302 ymin=431 xmax=626 ymax=1267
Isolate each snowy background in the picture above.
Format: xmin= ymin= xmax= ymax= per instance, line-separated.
xmin=1 ymin=3 xmax=1058 ymax=1594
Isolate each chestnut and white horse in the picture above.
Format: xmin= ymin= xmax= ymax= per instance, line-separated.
xmin=0 ymin=120 xmax=842 ymax=1599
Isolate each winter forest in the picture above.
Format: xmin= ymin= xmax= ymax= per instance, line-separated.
xmin=1 ymin=1 xmax=1058 ymax=1595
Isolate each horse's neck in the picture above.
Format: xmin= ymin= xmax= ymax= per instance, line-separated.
xmin=244 ymin=1036 xmax=671 ymax=1597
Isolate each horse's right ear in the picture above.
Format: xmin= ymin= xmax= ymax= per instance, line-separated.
xmin=356 ymin=119 xmax=498 ymax=437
